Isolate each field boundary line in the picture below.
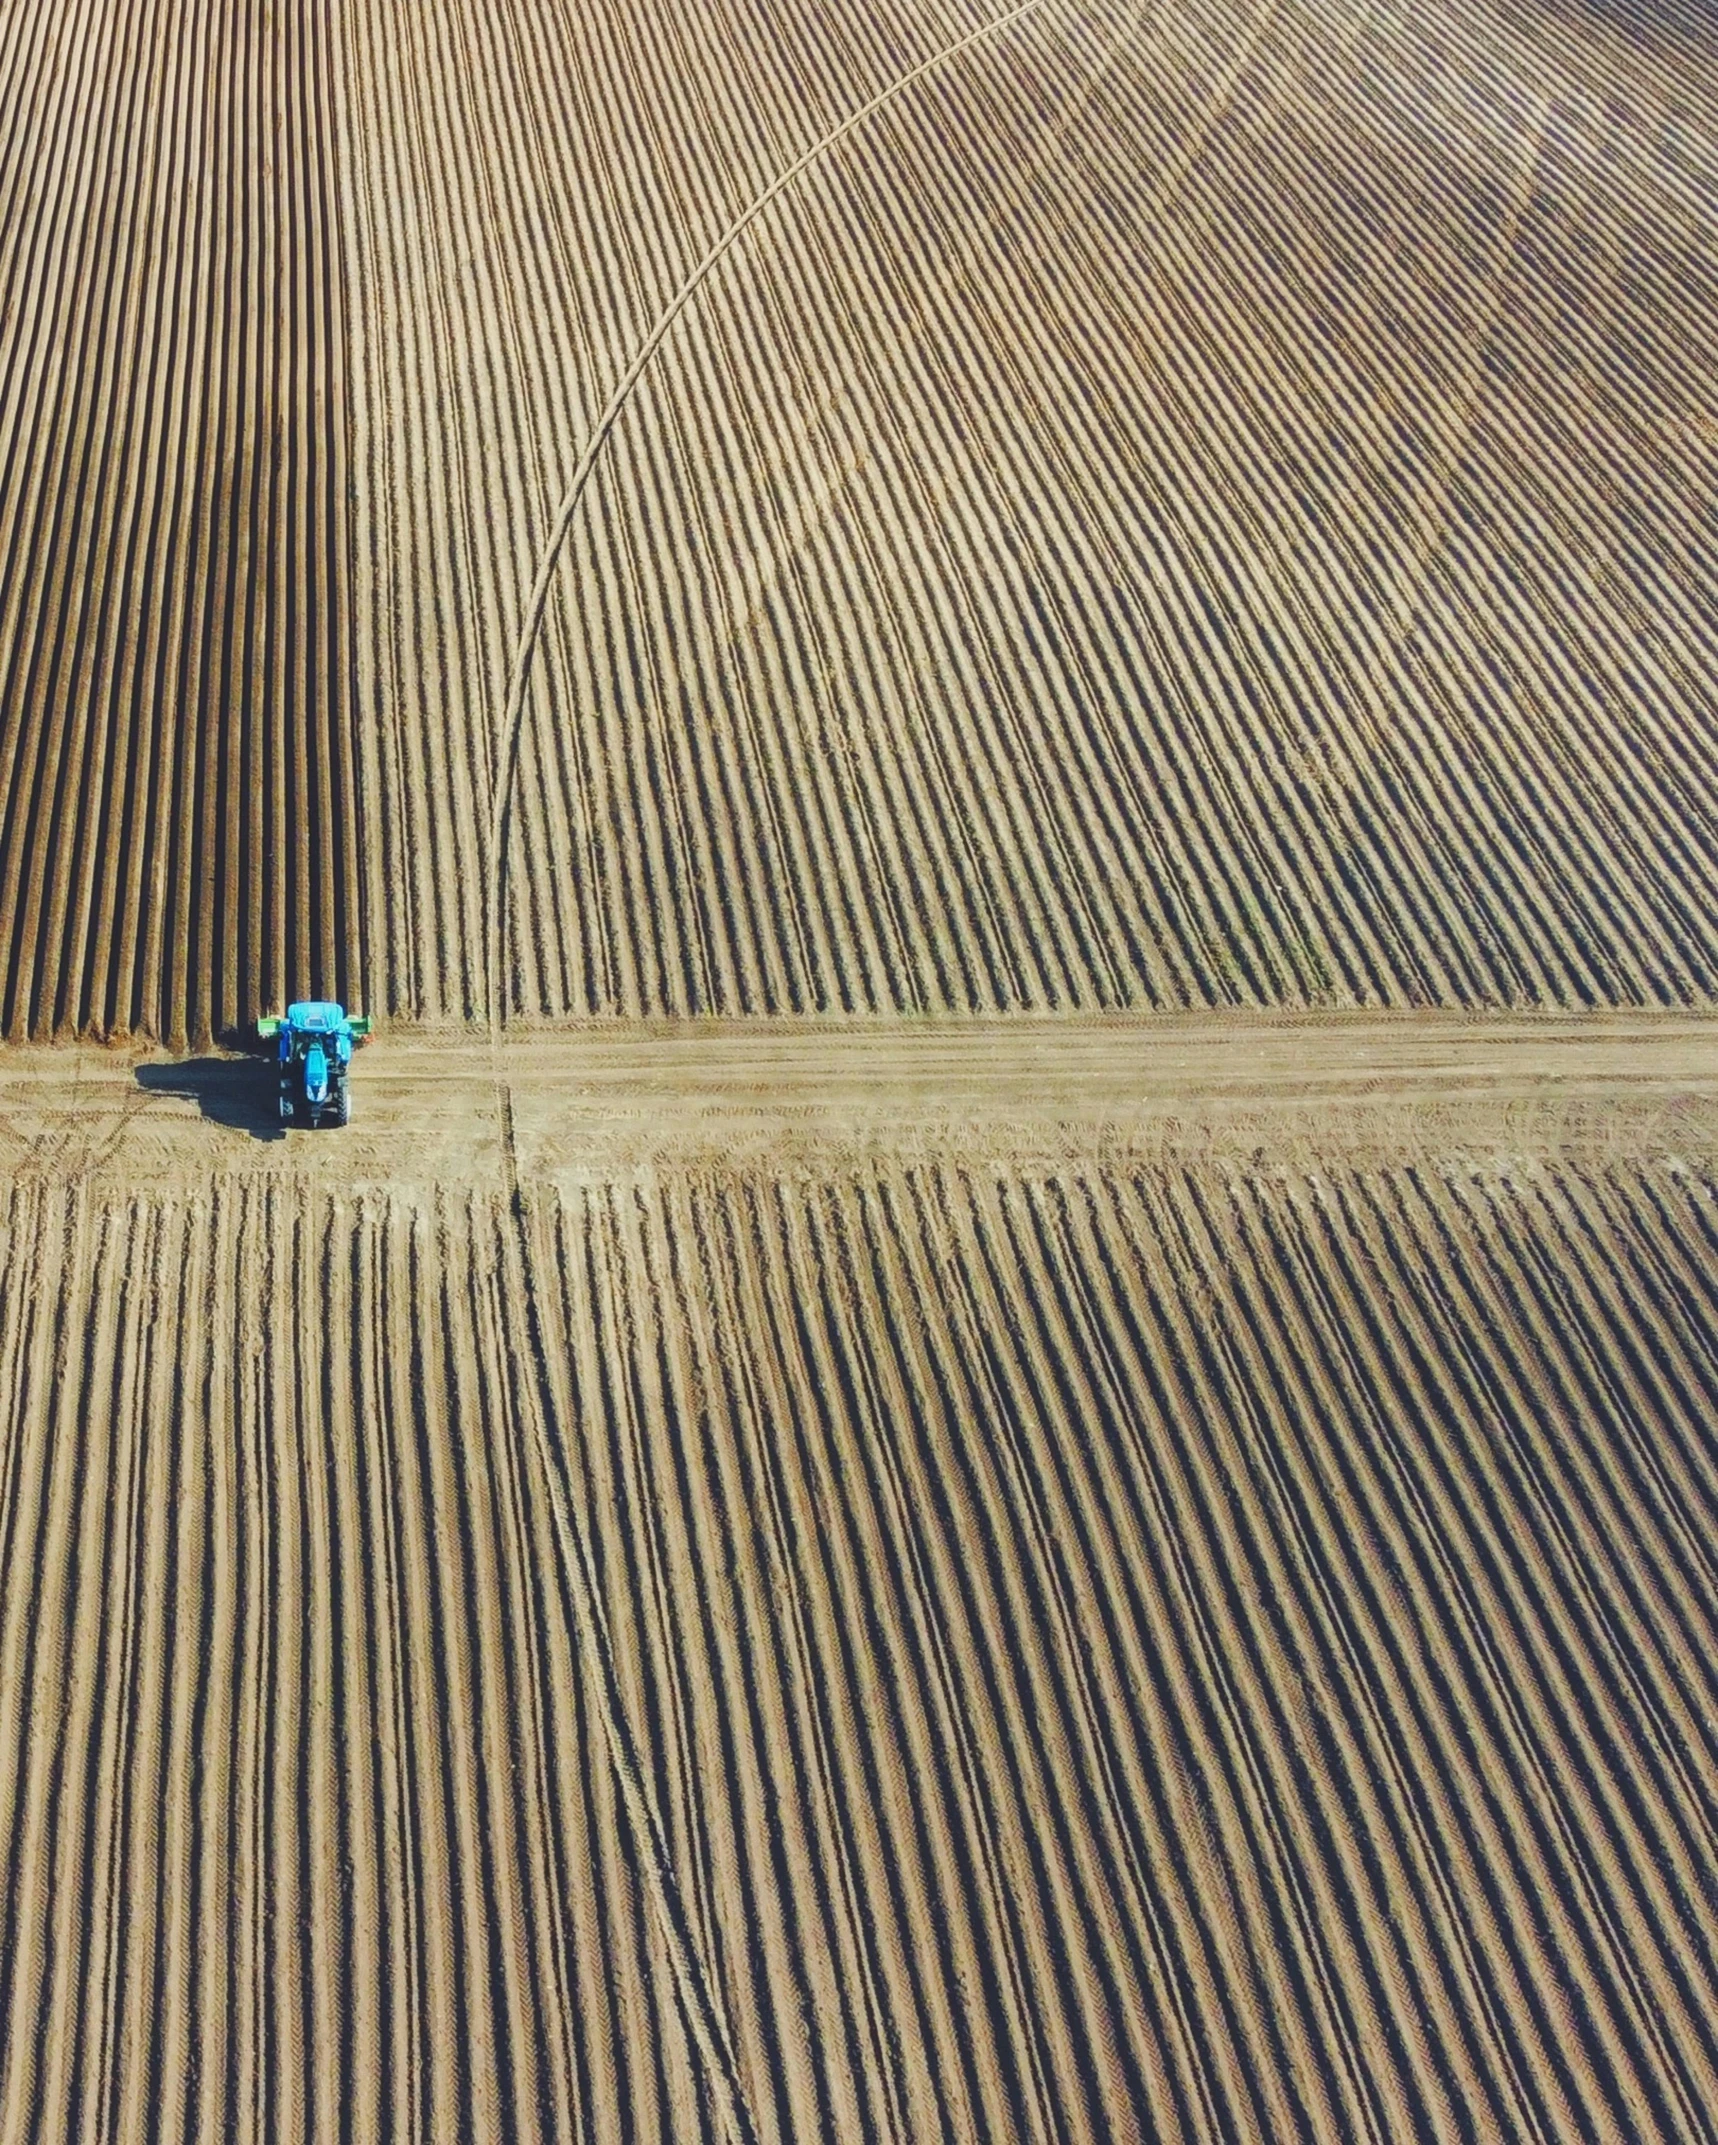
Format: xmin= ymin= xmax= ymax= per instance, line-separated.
xmin=483 ymin=0 xmax=1053 ymax=1036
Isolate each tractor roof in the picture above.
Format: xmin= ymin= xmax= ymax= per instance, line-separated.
xmin=285 ymin=1000 xmax=345 ymax=1032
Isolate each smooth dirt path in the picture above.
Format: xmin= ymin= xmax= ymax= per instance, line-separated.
xmin=4 ymin=1008 xmax=1715 ymax=1183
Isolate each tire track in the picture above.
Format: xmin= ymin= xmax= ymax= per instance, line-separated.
xmin=481 ymin=0 xmax=1054 ymax=1032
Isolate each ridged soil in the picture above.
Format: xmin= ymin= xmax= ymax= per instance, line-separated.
xmin=2 ymin=1160 xmax=1716 ymax=2140
xmin=0 ymin=0 xmax=356 ymax=1045
xmin=338 ymin=0 xmax=1718 ymax=1021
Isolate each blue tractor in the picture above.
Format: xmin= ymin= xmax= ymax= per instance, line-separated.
xmin=256 ymin=1002 xmax=372 ymax=1127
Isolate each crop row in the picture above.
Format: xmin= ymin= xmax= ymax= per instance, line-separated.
xmin=1 ymin=1158 xmax=1715 ymax=2139
xmin=0 ymin=0 xmax=358 ymax=1044
xmin=343 ymin=0 xmax=1718 ymax=1021
xmin=3 ymin=0 xmax=1713 ymax=1037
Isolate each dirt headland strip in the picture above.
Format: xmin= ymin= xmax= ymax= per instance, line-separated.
xmin=3 ymin=1008 xmax=1714 ymax=1184
xmin=0 ymin=0 xmax=358 ymax=1045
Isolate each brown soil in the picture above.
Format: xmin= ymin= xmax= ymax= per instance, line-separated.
xmin=4 ymin=1008 xmax=1717 ymax=1183
xmin=3 ymin=1020 xmax=1718 ymax=2138
xmin=7 ymin=0 xmax=1715 ymax=1038
xmin=2 ymin=0 xmax=1717 ymax=2135
xmin=0 ymin=0 xmax=356 ymax=1046
xmin=343 ymin=0 xmax=1718 ymax=1022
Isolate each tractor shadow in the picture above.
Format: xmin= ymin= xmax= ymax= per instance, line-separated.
xmin=134 ymin=1057 xmax=286 ymax=1142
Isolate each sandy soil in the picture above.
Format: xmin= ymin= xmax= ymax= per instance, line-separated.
xmin=0 ymin=0 xmax=357 ymax=1046
xmin=3 ymin=1008 xmax=1716 ymax=1182
xmin=3 ymin=1016 xmax=1718 ymax=2139
xmin=343 ymin=0 xmax=1718 ymax=1025
xmin=3 ymin=0 xmax=1716 ymax=1039
xmin=2 ymin=0 xmax=1717 ymax=2134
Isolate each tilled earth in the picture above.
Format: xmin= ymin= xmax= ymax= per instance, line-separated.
xmin=3 ymin=1020 xmax=1718 ymax=2139
xmin=1 ymin=0 xmax=1717 ymax=2135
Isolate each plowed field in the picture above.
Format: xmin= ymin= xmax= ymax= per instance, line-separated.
xmin=3 ymin=0 xmax=1716 ymax=1035
xmin=345 ymin=0 xmax=1718 ymax=1023
xmin=0 ymin=0 xmax=357 ymax=1046
xmin=3 ymin=0 xmax=1718 ymax=2137
xmin=3 ymin=1027 xmax=1718 ymax=2139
